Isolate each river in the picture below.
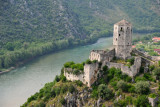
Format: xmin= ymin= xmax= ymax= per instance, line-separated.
xmin=0 ymin=37 xmax=113 ymax=107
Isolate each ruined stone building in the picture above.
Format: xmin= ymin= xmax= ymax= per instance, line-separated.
xmin=64 ymin=20 xmax=157 ymax=87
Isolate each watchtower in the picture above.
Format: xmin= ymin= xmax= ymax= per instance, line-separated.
xmin=113 ymin=20 xmax=132 ymax=59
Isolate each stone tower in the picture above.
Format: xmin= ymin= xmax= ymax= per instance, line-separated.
xmin=113 ymin=20 xmax=132 ymax=59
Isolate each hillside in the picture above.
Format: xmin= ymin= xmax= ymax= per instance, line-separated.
xmin=22 ymin=60 xmax=160 ymax=107
xmin=1 ymin=0 xmax=160 ymax=69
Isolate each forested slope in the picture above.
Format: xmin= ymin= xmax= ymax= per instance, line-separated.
xmin=0 ymin=0 xmax=160 ymax=70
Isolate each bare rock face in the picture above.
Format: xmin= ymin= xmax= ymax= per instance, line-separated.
xmin=64 ymin=89 xmax=91 ymax=107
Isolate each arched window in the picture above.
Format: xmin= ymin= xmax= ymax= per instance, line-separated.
xmin=119 ymin=34 xmax=120 ymax=36
xmin=120 ymin=27 xmax=123 ymax=31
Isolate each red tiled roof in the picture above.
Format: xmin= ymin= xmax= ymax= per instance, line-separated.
xmin=152 ymin=37 xmax=160 ymax=41
xmin=154 ymin=49 xmax=160 ymax=52
xmin=132 ymin=45 xmax=136 ymax=48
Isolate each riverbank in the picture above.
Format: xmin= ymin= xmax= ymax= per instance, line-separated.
xmin=0 ymin=33 xmax=112 ymax=75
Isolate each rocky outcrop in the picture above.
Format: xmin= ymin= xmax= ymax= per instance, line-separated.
xmin=62 ymin=88 xmax=100 ymax=107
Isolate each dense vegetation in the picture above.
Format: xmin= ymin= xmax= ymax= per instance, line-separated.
xmin=1 ymin=0 xmax=160 ymax=70
xmin=23 ymin=61 xmax=160 ymax=106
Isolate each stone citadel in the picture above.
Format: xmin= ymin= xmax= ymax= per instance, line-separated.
xmin=64 ymin=20 xmax=160 ymax=87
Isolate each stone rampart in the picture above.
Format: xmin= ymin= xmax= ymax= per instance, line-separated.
xmin=106 ymin=57 xmax=141 ymax=77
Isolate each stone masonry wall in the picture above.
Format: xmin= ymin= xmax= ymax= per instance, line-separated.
xmin=106 ymin=57 xmax=141 ymax=77
xmin=64 ymin=68 xmax=85 ymax=83
xmin=113 ymin=21 xmax=132 ymax=60
xmin=89 ymin=49 xmax=115 ymax=62
xmin=64 ymin=63 xmax=99 ymax=87
xmin=84 ymin=63 xmax=99 ymax=87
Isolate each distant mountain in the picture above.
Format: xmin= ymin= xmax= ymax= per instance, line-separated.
xmin=1 ymin=0 xmax=160 ymax=47
xmin=0 ymin=0 xmax=160 ymax=69
xmin=0 ymin=0 xmax=88 ymax=48
xmin=66 ymin=0 xmax=160 ymax=32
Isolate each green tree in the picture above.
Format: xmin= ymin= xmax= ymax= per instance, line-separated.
xmin=135 ymin=81 xmax=150 ymax=94
xmin=98 ymin=84 xmax=113 ymax=100
xmin=117 ymin=80 xmax=128 ymax=92
xmin=134 ymin=95 xmax=151 ymax=107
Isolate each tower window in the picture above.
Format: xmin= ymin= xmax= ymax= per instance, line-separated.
xmin=116 ymin=38 xmax=117 ymax=41
xmin=128 ymin=43 xmax=129 ymax=45
xmin=120 ymin=27 xmax=123 ymax=31
xmin=119 ymin=34 xmax=120 ymax=36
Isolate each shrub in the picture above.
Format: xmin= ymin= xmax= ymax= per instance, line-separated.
xmin=127 ymin=58 xmax=135 ymax=65
xmin=135 ymin=81 xmax=150 ymax=94
xmin=68 ymin=85 xmax=76 ymax=93
xmin=93 ymin=60 xmax=97 ymax=63
xmin=51 ymin=90 xmax=56 ymax=97
xmin=60 ymin=85 xmax=68 ymax=94
xmin=125 ymin=76 xmax=132 ymax=82
xmin=135 ymin=76 xmax=147 ymax=82
xmin=110 ymin=81 xmax=118 ymax=90
xmin=149 ymin=93 xmax=156 ymax=98
xmin=117 ymin=80 xmax=128 ymax=92
xmin=125 ymin=96 xmax=133 ymax=105
xmin=35 ymin=101 xmax=45 ymax=107
xmin=102 ymin=65 xmax=108 ymax=72
xmin=149 ymin=65 xmax=155 ymax=71
xmin=27 ymin=94 xmax=37 ymax=103
xmin=86 ymin=59 xmax=92 ymax=64
xmin=134 ymin=95 xmax=151 ymax=107
xmin=144 ymin=73 xmax=154 ymax=81
xmin=60 ymin=75 xmax=66 ymax=82
xmin=75 ymin=80 xmax=83 ymax=87
xmin=98 ymin=84 xmax=113 ymax=100
xmin=153 ymin=67 xmax=160 ymax=80
xmin=60 ymin=97 xmax=66 ymax=105
xmin=73 ymin=70 xmax=80 ymax=75
xmin=114 ymin=99 xmax=127 ymax=107
xmin=91 ymin=89 xmax=98 ymax=98
xmin=55 ymin=75 xmax=60 ymax=82
xmin=54 ymin=87 xmax=61 ymax=96
xmin=64 ymin=61 xmax=75 ymax=68
xmin=128 ymin=84 xmax=135 ymax=93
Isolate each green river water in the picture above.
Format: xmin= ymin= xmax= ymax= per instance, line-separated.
xmin=0 ymin=37 xmax=113 ymax=107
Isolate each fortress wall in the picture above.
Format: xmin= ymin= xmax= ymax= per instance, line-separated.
xmin=104 ymin=49 xmax=115 ymax=62
xmin=106 ymin=62 xmax=121 ymax=69
xmin=106 ymin=57 xmax=141 ymax=77
xmin=84 ymin=63 xmax=99 ymax=87
xmin=90 ymin=49 xmax=115 ymax=62
xmin=64 ymin=68 xmax=85 ymax=83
